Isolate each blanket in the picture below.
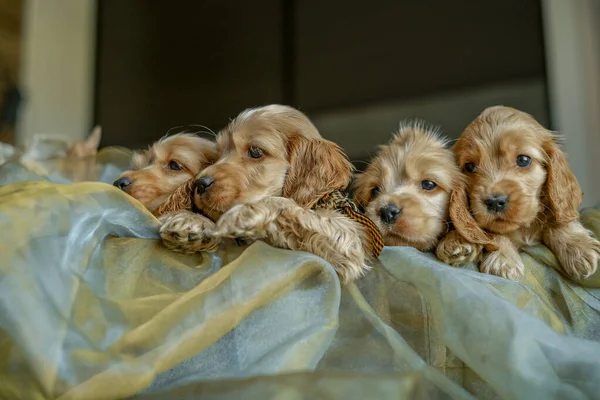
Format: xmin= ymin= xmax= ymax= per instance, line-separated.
xmin=0 ymin=165 xmax=600 ymax=399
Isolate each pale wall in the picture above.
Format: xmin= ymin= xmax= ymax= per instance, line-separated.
xmin=542 ymin=0 xmax=600 ymax=208
xmin=312 ymin=78 xmax=548 ymax=162
xmin=16 ymin=0 xmax=97 ymax=147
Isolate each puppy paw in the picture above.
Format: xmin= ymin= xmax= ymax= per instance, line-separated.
xmin=436 ymin=231 xmax=482 ymax=266
xmin=447 ymin=243 xmax=482 ymax=266
xmin=210 ymin=203 xmax=273 ymax=240
xmin=480 ymin=248 xmax=524 ymax=281
xmin=159 ymin=211 xmax=219 ymax=253
xmin=544 ymin=222 xmax=600 ymax=280
xmin=555 ymin=234 xmax=600 ymax=280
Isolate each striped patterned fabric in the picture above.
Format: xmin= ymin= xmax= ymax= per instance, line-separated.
xmin=314 ymin=189 xmax=384 ymax=258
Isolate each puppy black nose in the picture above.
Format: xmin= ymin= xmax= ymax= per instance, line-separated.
xmin=113 ymin=177 xmax=132 ymax=191
xmin=485 ymin=194 xmax=509 ymax=212
xmin=195 ymin=176 xmax=214 ymax=194
xmin=379 ymin=204 xmax=401 ymax=224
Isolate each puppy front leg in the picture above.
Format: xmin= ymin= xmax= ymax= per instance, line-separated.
xmin=436 ymin=230 xmax=483 ymax=266
xmin=480 ymin=236 xmax=524 ymax=280
xmin=209 ymin=200 xmax=285 ymax=241
xmin=212 ymin=197 xmax=369 ymax=283
xmin=543 ymin=221 xmax=600 ymax=279
xmin=159 ymin=210 xmax=220 ymax=253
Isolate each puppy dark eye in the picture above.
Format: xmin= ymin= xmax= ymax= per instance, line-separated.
xmin=516 ymin=155 xmax=532 ymax=168
xmin=248 ymin=146 xmax=264 ymax=159
xmin=464 ymin=162 xmax=477 ymax=173
xmin=168 ymin=161 xmax=182 ymax=171
xmin=371 ymin=186 xmax=381 ymax=199
xmin=421 ymin=180 xmax=437 ymax=191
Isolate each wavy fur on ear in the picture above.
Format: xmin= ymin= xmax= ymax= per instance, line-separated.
xmin=542 ymin=136 xmax=582 ymax=224
xmin=153 ymin=179 xmax=195 ymax=217
xmin=448 ymin=176 xmax=498 ymax=250
xmin=283 ymin=135 xmax=354 ymax=209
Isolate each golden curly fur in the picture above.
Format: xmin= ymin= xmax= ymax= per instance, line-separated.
xmin=354 ymin=122 xmax=461 ymax=251
xmin=436 ymin=106 xmax=600 ymax=280
xmin=159 ymin=105 xmax=376 ymax=283
xmin=113 ymin=134 xmax=217 ymax=213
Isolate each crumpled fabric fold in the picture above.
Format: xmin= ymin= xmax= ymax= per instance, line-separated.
xmin=0 ymin=180 xmax=599 ymax=400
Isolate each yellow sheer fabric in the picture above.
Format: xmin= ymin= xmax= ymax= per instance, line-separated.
xmin=0 ymin=180 xmax=599 ymax=400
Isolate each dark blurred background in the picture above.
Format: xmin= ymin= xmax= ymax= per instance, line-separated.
xmin=94 ymin=0 xmax=548 ymax=159
xmin=2 ymin=0 xmax=599 ymax=205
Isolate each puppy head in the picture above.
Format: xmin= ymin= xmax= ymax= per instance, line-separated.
xmin=354 ymin=122 xmax=460 ymax=251
xmin=193 ymin=105 xmax=353 ymax=220
xmin=114 ymin=133 xmax=217 ymax=212
xmin=452 ymin=105 xmax=581 ymax=239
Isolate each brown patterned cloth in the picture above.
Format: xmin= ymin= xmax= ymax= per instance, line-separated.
xmin=314 ymin=189 xmax=384 ymax=258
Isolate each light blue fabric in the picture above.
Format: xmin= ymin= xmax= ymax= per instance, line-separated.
xmin=0 ymin=180 xmax=599 ymax=399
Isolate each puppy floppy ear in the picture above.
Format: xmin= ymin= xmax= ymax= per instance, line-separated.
xmin=351 ymin=171 xmax=372 ymax=209
xmin=283 ymin=135 xmax=353 ymax=208
xmin=153 ymin=179 xmax=195 ymax=217
xmin=449 ymin=177 xmax=497 ymax=249
xmin=543 ymin=137 xmax=582 ymax=224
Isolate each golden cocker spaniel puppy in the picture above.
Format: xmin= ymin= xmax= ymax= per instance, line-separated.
xmin=354 ymin=122 xmax=461 ymax=251
xmin=113 ymin=133 xmax=217 ymax=214
xmin=159 ymin=105 xmax=383 ymax=283
xmin=436 ymin=106 xmax=600 ymax=280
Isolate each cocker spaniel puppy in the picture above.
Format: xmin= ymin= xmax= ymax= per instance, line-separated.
xmin=159 ymin=105 xmax=384 ymax=283
xmin=436 ymin=106 xmax=600 ymax=280
xmin=353 ymin=122 xmax=461 ymax=251
xmin=113 ymin=133 xmax=217 ymax=214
